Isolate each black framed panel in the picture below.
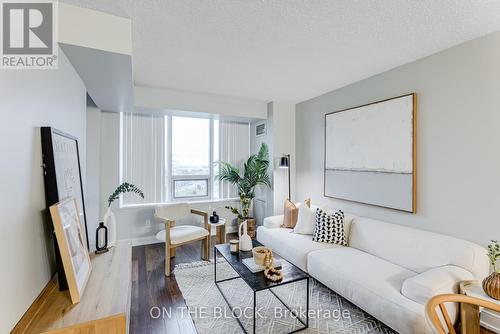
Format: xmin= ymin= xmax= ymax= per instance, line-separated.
xmin=41 ymin=127 xmax=89 ymax=290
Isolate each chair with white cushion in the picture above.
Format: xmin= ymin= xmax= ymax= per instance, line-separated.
xmin=155 ymin=203 xmax=210 ymax=276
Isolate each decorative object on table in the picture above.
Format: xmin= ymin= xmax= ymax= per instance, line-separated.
xmin=313 ymin=208 xmax=347 ymax=245
xmin=95 ymin=222 xmax=109 ymax=254
xmin=41 ymin=127 xmax=89 ymax=291
xmin=229 ymin=239 xmax=239 ymax=254
xmin=154 ymin=204 xmax=210 ymax=276
xmin=252 ymin=246 xmax=269 ymax=266
xmin=238 ymin=220 xmax=253 ymax=251
xmin=483 ymin=240 xmax=500 ymax=300
xmin=259 ymin=247 xmax=283 ymax=282
xmin=459 ymin=280 xmax=500 ymax=333
xmin=282 ymin=198 xmax=310 ymax=228
xmin=324 ymin=93 xmax=417 ymax=213
xmin=49 ymin=198 xmax=92 ymax=304
xmin=279 ymin=153 xmax=292 ymax=200
xmin=209 ymin=211 xmax=219 ymax=224
xmin=215 ymin=143 xmax=271 ymax=238
xmin=105 ymin=182 xmax=144 ymax=247
xmin=242 ymin=257 xmax=282 ymax=273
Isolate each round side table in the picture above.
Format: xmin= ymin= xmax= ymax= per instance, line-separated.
xmin=460 ymin=280 xmax=500 ymax=334
xmin=209 ymin=218 xmax=226 ymax=245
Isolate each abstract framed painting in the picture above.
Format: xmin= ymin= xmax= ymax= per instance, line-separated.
xmin=324 ymin=93 xmax=417 ymax=213
xmin=49 ymin=198 xmax=92 ymax=304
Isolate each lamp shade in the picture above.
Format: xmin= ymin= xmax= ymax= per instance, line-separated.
xmin=279 ymin=155 xmax=289 ymax=169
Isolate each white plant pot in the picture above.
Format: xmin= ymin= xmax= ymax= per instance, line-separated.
xmin=103 ymin=207 xmax=116 ymax=248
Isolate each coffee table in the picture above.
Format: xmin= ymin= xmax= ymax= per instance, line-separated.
xmin=214 ymin=240 xmax=309 ymax=334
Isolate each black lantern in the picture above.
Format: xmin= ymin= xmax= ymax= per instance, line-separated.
xmin=95 ymin=222 xmax=109 ymax=254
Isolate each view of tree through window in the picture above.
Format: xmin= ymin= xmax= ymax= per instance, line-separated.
xmin=171 ymin=116 xmax=210 ymax=197
xmin=174 ymin=180 xmax=208 ymax=198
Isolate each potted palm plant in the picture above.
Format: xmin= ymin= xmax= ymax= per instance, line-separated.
xmin=215 ymin=143 xmax=271 ymax=237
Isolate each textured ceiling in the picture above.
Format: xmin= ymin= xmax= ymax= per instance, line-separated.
xmin=60 ymin=0 xmax=500 ymax=102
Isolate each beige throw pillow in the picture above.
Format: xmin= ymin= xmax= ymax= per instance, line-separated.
xmin=281 ymin=198 xmax=310 ymax=228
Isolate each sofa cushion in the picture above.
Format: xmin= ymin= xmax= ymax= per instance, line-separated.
xmin=312 ymin=208 xmax=347 ymax=245
xmin=401 ymin=265 xmax=473 ymax=305
xmin=256 ymin=226 xmax=342 ymax=271
xmin=282 ymin=199 xmax=298 ymax=228
xmin=349 ymin=217 xmax=489 ymax=279
xmin=282 ymin=198 xmax=311 ymax=228
xmin=293 ymin=202 xmax=315 ymax=235
xmin=307 ymin=247 xmax=431 ymax=334
xmin=263 ymin=215 xmax=284 ymax=228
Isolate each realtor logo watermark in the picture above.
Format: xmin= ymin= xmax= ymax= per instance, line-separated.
xmin=1 ymin=0 xmax=58 ymax=69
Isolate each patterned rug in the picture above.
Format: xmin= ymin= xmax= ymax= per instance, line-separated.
xmin=174 ymin=260 xmax=397 ymax=334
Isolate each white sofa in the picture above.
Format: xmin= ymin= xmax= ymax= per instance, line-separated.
xmin=257 ymin=210 xmax=489 ymax=334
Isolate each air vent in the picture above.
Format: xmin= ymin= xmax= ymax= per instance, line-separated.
xmin=256 ymin=123 xmax=266 ymax=137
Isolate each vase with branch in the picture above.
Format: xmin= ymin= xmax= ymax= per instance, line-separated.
xmin=215 ymin=143 xmax=271 ymax=237
xmin=103 ymin=182 xmax=144 ymax=247
xmin=483 ymin=240 xmax=500 ymax=300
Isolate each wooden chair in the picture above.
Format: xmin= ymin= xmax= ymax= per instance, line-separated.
xmin=155 ymin=204 xmax=210 ymax=276
xmin=426 ymin=294 xmax=500 ymax=334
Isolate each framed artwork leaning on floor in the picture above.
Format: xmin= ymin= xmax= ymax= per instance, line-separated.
xmin=49 ymin=198 xmax=92 ymax=304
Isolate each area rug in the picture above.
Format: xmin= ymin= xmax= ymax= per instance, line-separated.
xmin=174 ymin=260 xmax=397 ymax=334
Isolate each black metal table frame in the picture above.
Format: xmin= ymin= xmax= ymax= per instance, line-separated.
xmin=214 ymin=246 xmax=309 ymax=334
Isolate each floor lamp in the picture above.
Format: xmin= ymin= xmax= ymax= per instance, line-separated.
xmin=279 ymin=154 xmax=291 ymax=200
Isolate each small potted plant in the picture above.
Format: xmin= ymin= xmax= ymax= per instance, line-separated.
xmin=483 ymin=240 xmax=500 ymax=300
xmin=103 ymin=182 xmax=144 ymax=247
xmin=215 ymin=143 xmax=271 ymax=238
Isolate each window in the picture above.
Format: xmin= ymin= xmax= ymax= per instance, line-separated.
xmin=171 ymin=116 xmax=210 ymax=198
xmin=120 ymin=112 xmax=250 ymax=205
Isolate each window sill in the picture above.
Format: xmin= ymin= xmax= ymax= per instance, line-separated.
xmin=119 ymin=197 xmax=240 ymax=210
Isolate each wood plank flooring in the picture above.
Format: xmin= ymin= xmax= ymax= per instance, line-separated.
xmin=131 ymin=235 xmax=495 ymax=334
xmin=130 ymin=235 xmax=237 ymax=334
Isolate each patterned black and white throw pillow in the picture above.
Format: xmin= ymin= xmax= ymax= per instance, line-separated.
xmin=312 ymin=208 xmax=347 ymax=245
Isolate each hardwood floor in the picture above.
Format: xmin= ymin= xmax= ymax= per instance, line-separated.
xmin=131 ymin=236 xmax=495 ymax=334
xmin=130 ymin=235 xmax=237 ymax=334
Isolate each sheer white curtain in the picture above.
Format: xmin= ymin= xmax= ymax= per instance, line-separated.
xmin=218 ymin=121 xmax=250 ymax=198
xmin=121 ymin=112 xmax=165 ymax=205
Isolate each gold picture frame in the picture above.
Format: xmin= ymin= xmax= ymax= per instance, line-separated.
xmin=49 ymin=198 xmax=92 ymax=304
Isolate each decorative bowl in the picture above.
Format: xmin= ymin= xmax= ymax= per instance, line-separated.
xmin=252 ymin=246 xmax=270 ymax=266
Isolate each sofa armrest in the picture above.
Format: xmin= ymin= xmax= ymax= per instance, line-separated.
xmin=263 ymin=215 xmax=284 ymax=228
xmin=401 ymin=265 xmax=474 ymax=305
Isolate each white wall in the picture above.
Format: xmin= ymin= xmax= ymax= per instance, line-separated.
xmin=296 ymin=31 xmax=500 ymax=247
xmin=135 ymin=86 xmax=268 ymax=120
xmin=86 ymin=103 xmax=101 ymax=249
xmin=250 ymin=102 xmax=296 ymax=220
xmin=270 ymin=102 xmax=296 ymax=214
xmin=251 ymin=106 xmax=274 ymax=222
xmin=0 ymin=49 xmax=86 ymax=333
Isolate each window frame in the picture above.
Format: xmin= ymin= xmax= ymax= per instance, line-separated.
xmin=166 ymin=115 xmax=214 ymax=202
xmin=172 ymin=178 xmax=210 ymax=199
xmin=119 ymin=112 xmax=248 ymax=207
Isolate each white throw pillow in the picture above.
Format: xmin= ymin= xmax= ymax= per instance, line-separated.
xmin=293 ymin=202 xmax=315 ymax=234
